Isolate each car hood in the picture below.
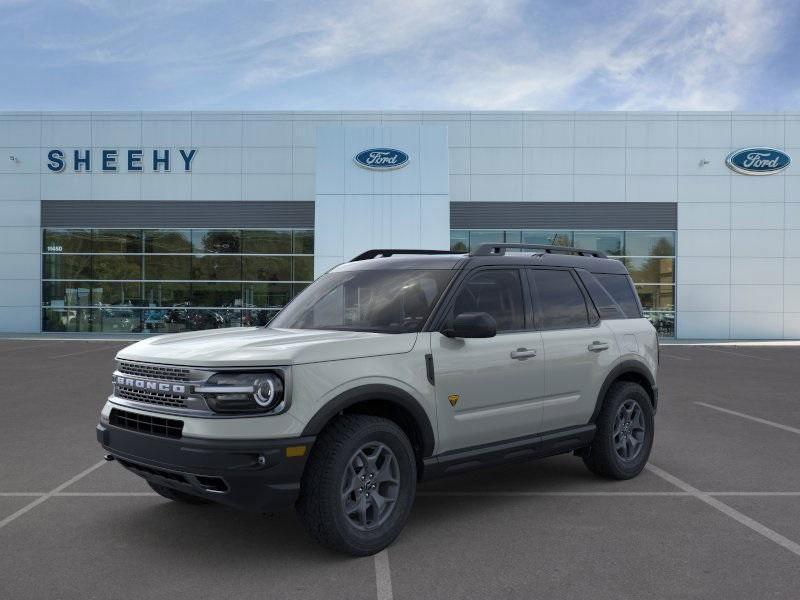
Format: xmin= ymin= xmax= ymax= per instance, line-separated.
xmin=116 ymin=327 xmax=418 ymax=367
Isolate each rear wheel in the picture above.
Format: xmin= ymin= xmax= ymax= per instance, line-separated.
xmin=296 ymin=414 xmax=417 ymax=556
xmin=583 ymin=381 xmax=654 ymax=479
xmin=148 ymin=482 xmax=212 ymax=505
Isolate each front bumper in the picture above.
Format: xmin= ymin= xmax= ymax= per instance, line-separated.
xmin=97 ymin=423 xmax=315 ymax=513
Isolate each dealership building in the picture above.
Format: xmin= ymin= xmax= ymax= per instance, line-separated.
xmin=0 ymin=110 xmax=798 ymax=339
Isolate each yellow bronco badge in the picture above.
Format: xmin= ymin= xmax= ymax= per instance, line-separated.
xmin=448 ymin=394 xmax=459 ymax=407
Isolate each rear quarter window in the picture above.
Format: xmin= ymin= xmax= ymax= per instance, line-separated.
xmin=592 ymin=273 xmax=642 ymax=319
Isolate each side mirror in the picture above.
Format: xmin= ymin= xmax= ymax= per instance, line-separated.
xmin=442 ymin=312 xmax=497 ymax=339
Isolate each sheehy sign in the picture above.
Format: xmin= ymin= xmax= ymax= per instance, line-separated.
xmin=46 ymin=149 xmax=197 ymax=172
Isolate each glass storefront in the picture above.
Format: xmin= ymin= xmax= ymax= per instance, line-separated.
xmin=42 ymin=228 xmax=314 ymax=333
xmin=450 ymin=229 xmax=676 ymax=337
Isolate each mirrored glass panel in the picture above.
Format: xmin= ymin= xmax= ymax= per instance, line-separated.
xmin=144 ymin=230 xmax=192 ymax=253
xmin=192 ymin=229 xmax=241 ymax=253
xmin=93 ymin=230 xmax=142 ymax=254
xmin=625 ymin=231 xmax=675 ymax=256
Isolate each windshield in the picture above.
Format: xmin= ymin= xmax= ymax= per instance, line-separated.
xmin=270 ymin=269 xmax=455 ymax=333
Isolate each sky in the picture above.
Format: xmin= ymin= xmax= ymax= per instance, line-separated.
xmin=1 ymin=0 xmax=799 ymax=111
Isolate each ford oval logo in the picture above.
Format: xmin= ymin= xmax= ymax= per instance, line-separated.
xmin=726 ymin=147 xmax=790 ymax=175
xmin=354 ymin=148 xmax=409 ymax=170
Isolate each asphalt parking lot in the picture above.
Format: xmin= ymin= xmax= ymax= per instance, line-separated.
xmin=1 ymin=339 xmax=800 ymax=599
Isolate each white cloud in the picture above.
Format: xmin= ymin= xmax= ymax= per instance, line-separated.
xmin=2 ymin=0 xmax=794 ymax=109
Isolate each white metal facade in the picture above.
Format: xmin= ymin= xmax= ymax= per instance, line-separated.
xmin=1 ymin=111 xmax=799 ymax=339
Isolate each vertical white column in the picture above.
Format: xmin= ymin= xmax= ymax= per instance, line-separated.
xmin=0 ymin=114 xmax=42 ymax=332
xmin=314 ymin=123 xmax=449 ymax=277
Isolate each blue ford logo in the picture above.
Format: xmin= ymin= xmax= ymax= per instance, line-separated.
xmin=354 ymin=148 xmax=409 ymax=170
xmin=726 ymin=147 xmax=790 ymax=175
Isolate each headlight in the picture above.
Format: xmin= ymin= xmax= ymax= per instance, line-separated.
xmin=196 ymin=372 xmax=285 ymax=415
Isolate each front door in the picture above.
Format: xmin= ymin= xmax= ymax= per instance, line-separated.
xmin=431 ymin=268 xmax=546 ymax=454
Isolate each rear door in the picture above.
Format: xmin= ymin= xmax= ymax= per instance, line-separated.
xmin=431 ymin=267 xmax=546 ymax=454
xmin=528 ymin=268 xmax=619 ymax=432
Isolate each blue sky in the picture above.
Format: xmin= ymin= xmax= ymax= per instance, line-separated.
xmin=2 ymin=0 xmax=798 ymax=111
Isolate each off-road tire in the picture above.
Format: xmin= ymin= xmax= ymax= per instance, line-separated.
xmin=583 ymin=381 xmax=654 ymax=480
xmin=296 ymin=414 xmax=417 ymax=556
xmin=148 ymin=481 xmax=212 ymax=505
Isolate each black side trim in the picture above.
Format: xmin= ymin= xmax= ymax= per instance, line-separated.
xmin=590 ymin=360 xmax=657 ymax=422
xmin=421 ymin=424 xmax=596 ymax=480
xmin=424 ymin=354 xmax=435 ymax=385
xmin=300 ymin=384 xmax=436 ymax=458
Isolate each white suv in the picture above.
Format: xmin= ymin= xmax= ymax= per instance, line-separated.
xmin=97 ymin=244 xmax=659 ymax=556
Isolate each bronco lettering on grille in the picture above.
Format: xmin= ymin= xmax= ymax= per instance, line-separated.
xmin=114 ymin=375 xmax=187 ymax=395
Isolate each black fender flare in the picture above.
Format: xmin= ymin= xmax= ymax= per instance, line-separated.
xmin=590 ymin=360 xmax=657 ymax=422
xmin=301 ymin=384 xmax=436 ymax=458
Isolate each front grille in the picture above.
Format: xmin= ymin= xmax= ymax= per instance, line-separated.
xmin=115 ymin=387 xmax=188 ymax=408
xmin=118 ymin=361 xmax=192 ymax=382
xmin=109 ymin=408 xmax=183 ymax=439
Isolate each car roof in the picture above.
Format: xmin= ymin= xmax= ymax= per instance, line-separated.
xmin=332 ymin=248 xmax=630 ymax=275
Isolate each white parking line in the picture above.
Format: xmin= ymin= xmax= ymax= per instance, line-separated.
xmin=697 ymin=347 xmax=772 ymax=361
xmin=418 ymin=491 xmax=690 ymax=497
xmin=0 ymin=461 xmax=106 ymax=530
xmin=660 ymin=354 xmax=691 ymax=361
xmin=647 ymin=463 xmax=800 ymax=558
xmin=696 ymin=402 xmax=800 ymax=436
xmin=3 ymin=490 xmax=800 ymax=498
xmin=48 ymin=344 xmax=124 ymax=359
xmin=374 ymin=549 xmax=393 ymax=600
xmin=54 ymin=492 xmax=158 ymax=497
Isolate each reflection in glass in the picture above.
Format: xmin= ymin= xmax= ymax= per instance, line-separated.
xmin=293 ymin=256 xmax=314 ymax=281
xmin=624 ymin=231 xmax=675 ymax=257
xmin=144 ymin=255 xmax=192 ymax=280
xmin=144 ymin=230 xmax=191 ymax=253
xmin=191 ymin=282 xmax=243 ymax=307
xmin=192 ymin=229 xmax=241 ymax=253
xmin=93 ymin=230 xmax=142 ymax=253
xmin=192 ymin=255 xmax=242 ymax=280
xmin=43 ymin=229 xmax=92 ymax=253
xmin=450 ymin=230 xmax=468 ymax=252
xmin=92 ymin=255 xmax=143 ymax=280
xmin=644 ymin=311 xmax=675 ymax=337
xmin=243 ymin=256 xmax=291 ymax=281
xmin=143 ymin=282 xmax=191 ymax=307
xmin=243 ymin=283 xmax=293 ymax=308
xmin=293 ymin=230 xmax=314 ymax=254
xmin=624 ymin=258 xmax=674 ymax=284
xmin=468 ymin=230 xmax=504 ymax=251
xmin=636 ymin=285 xmax=675 ymax=311
xmin=573 ymin=231 xmax=624 ymax=255
xmin=521 ymin=230 xmax=574 ymax=247
xmin=42 ymin=228 xmax=316 ymax=333
xmin=243 ymin=230 xmax=292 ymax=254
xmin=43 ymin=254 xmax=92 ymax=279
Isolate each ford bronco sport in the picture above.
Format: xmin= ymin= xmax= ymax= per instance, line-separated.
xmin=97 ymin=243 xmax=658 ymax=556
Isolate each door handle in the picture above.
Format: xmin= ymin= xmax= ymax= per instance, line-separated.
xmin=510 ymin=348 xmax=537 ymax=360
xmin=588 ymin=341 xmax=610 ymax=352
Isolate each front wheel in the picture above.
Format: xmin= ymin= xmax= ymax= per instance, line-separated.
xmin=296 ymin=414 xmax=417 ymax=556
xmin=583 ymin=381 xmax=654 ymax=479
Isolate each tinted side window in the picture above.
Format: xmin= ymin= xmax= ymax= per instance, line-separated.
xmin=449 ymin=269 xmax=525 ymax=332
xmin=577 ymin=270 xmax=626 ymax=319
xmin=530 ymin=269 xmax=589 ymax=329
xmin=594 ymin=273 xmax=641 ymax=318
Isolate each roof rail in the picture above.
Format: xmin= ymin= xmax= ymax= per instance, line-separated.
xmin=350 ymin=249 xmax=461 ymax=262
xmin=470 ymin=243 xmax=608 ymax=259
